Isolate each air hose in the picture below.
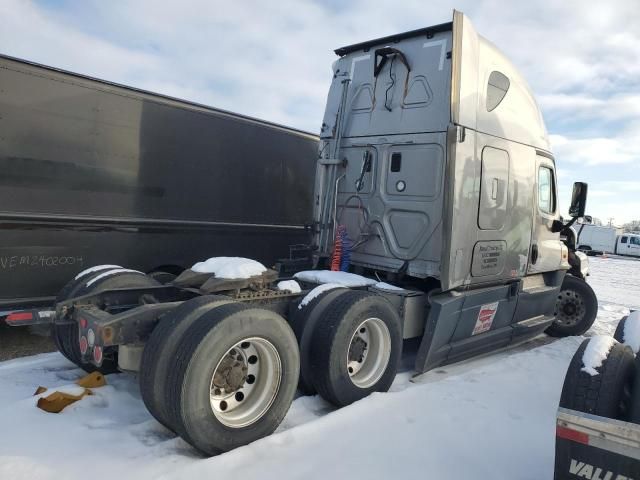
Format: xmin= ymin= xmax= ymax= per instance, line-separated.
xmin=331 ymin=225 xmax=351 ymax=272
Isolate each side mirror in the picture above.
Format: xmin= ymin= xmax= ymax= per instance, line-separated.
xmin=569 ymin=182 xmax=588 ymax=218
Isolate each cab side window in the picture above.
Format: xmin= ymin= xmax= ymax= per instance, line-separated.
xmin=632 ymin=237 xmax=640 ymax=246
xmin=538 ymin=166 xmax=556 ymax=214
xmin=621 ymin=236 xmax=628 ymax=244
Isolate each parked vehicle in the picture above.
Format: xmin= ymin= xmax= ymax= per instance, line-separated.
xmin=576 ymin=224 xmax=640 ymax=258
xmin=0 ymin=53 xmax=318 ymax=318
xmin=616 ymin=234 xmax=640 ymax=258
xmin=554 ymin=313 xmax=640 ymax=479
xmin=10 ymin=10 xmax=598 ymax=455
xmin=576 ymin=224 xmax=618 ymax=255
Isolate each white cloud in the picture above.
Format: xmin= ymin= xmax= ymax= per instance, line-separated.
xmin=0 ymin=0 xmax=638 ymax=222
xmin=550 ymin=123 xmax=640 ymax=166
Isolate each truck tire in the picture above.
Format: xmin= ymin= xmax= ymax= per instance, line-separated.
xmin=614 ymin=314 xmax=640 ymax=354
xmin=148 ymin=270 xmax=177 ymax=284
xmin=560 ymin=338 xmax=636 ymax=419
xmin=52 ymin=268 xmax=121 ymax=364
xmin=51 ymin=266 xmax=123 ymax=362
xmin=290 ymin=286 xmax=349 ymax=394
xmin=164 ymin=303 xmax=300 ymax=455
xmin=308 ymin=290 xmax=402 ymax=407
xmin=546 ymin=275 xmax=598 ymax=337
xmin=139 ymin=295 xmax=233 ymax=430
xmin=52 ymin=270 xmax=159 ymax=374
xmin=630 ymin=355 xmax=640 ymax=424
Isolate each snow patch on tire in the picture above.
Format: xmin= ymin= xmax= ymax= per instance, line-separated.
xmin=74 ymin=265 xmax=122 ymax=280
xmin=621 ymin=311 xmax=640 ymax=354
xmin=581 ymin=335 xmax=617 ymax=376
xmin=298 ymin=283 xmax=344 ymax=309
xmin=85 ymin=268 xmax=144 ymax=287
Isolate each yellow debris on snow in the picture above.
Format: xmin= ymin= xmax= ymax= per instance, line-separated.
xmin=34 ymin=371 xmax=108 ymax=413
xmin=75 ymin=371 xmax=106 ymax=388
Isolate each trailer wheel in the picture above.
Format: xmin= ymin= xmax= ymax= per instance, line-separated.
xmin=290 ymin=287 xmax=349 ymax=394
xmin=630 ymin=355 xmax=640 ymax=423
xmin=546 ymin=275 xmax=598 ymax=337
xmin=560 ymin=338 xmax=636 ymax=419
xmin=52 ymin=270 xmax=159 ymax=374
xmin=139 ymin=295 xmax=233 ymax=430
xmin=308 ymin=290 xmax=402 ymax=407
xmin=614 ymin=314 xmax=640 ymax=354
xmin=51 ymin=266 xmax=123 ymax=362
xmin=164 ymin=303 xmax=299 ymax=455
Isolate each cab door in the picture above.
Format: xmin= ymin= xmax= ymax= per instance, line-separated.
xmin=528 ymin=155 xmax=563 ymax=273
xmin=628 ymin=236 xmax=640 ymax=257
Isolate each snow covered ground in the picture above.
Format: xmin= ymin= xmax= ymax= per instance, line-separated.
xmin=1 ymin=256 xmax=638 ymax=480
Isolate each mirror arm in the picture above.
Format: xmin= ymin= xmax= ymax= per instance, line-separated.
xmin=552 ymin=216 xmax=578 ymax=234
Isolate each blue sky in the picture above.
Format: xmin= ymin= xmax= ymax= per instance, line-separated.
xmin=1 ymin=0 xmax=638 ymax=224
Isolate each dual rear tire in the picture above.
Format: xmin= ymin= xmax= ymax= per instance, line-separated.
xmin=294 ymin=289 xmax=403 ymax=407
xmin=139 ymin=299 xmax=300 ymax=455
xmin=52 ymin=267 xmax=160 ymax=374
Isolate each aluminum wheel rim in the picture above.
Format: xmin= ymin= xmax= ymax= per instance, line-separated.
xmin=346 ymin=317 xmax=391 ymax=389
xmin=554 ymin=289 xmax=586 ymax=327
xmin=209 ymin=337 xmax=282 ymax=428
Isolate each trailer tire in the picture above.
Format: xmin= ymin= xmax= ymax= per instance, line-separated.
xmin=52 ymin=270 xmax=159 ymax=374
xmin=290 ymin=287 xmax=349 ymax=394
xmin=560 ymin=338 xmax=636 ymax=420
xmin=614 ymin=314 xmax=640 ymax=355
xmin=139 ymin=295 xmax=233 ymax=430
xmin=51 ymin=267 xmax=123 ymax=362
xmin=164 ymin=303 xmax=299 ymax=455
xmin=629 ymin=355 xmax=640 ymax=423
xmin=308 ymin=290 xmax=402 ymax=407
xmin=546 ymin=275 xmax=598 ymax=337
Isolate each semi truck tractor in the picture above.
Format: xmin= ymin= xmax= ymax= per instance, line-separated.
xmin=9 ymin=10 xmax=598 ymax=455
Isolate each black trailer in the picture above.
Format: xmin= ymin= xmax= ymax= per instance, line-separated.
xmin=0 ymin=54 xmax=318 ymax=316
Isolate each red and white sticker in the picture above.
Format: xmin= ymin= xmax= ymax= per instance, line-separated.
xmin=472 ymin=302 xmax=499 ymax=335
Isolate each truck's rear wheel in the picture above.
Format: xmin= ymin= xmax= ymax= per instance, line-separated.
xmin=560 ymin=338 xmax=636 ymax=419
xmin=52 ymin=269 xmax=159 ymax=374
xmin=290 ymin=286 xmax=349 ymax=394
xmin=308 ymin=290 xmax=402 ymax=407
xmin=164 ymin=303 xmax=299 ymax=455
xmin=51 ymin=266 xmax=123 ymax=362
xmin=546 ymin=275 xmax=598 ymax=337
xmin=629 ymin=355 xmax=640 ymax=424
xmin=139 ymin=295 xmax=232 ymax=429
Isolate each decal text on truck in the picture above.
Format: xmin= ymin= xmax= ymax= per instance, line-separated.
xmin=568 ymin=458 xmax=634 ymax=480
